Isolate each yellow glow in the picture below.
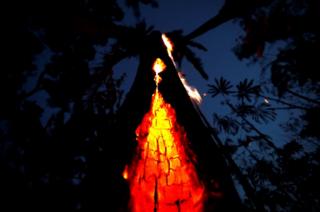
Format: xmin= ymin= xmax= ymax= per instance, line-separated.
xmin=122 ymin=165 xmax=128 ymax=180
xmin=153 ymin=58 xmax=166 ymax=75
xmin=124 ymin=58 xmax=205 ymax=211
xmin=162 ymin=34 xmax=177 ymax=68
xmin=153 ymin=58 xmax=166 ymax=86
xmin=161 ymin=34 xmax=202 ymax=105
xmin=178 ymin=72 xmax=202 ymax=104
xmin=162 ymin=34 xmax=174 ymax=53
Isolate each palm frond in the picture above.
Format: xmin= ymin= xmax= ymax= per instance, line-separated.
xmin=234 ymin=103 xmax=276 ymax=123
xmin=188 ymin=40 xmax=208 ymax=51
xmin=236 ymin=78 xmax=260 ymax=102
xmin=184 ymin=47 xmax=208 ymax=79
xmin=126 ymin=0 xmax=158 ymax=17
xmin=208 ymin=77 xmax=233 ymax=97
xmin=213 ymin=113 xmax=239 ymax=135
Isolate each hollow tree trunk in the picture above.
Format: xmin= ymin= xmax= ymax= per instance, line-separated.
xmin=116 ymin=31 xmax=244 ymax=211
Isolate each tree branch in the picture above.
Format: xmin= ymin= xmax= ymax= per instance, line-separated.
xmin=184 ymin=9 xmax=235 ymax=41
xmin=268 ymin=106 xmax=304 ymax=110
xmin=184 ymin=0 xmax=272 ymax=41
xmin=226 ymin=102 xmax=281 ymax=152
xmin=286 ymin=89 xmax=320 ymax=105
xmin=20 ymin=69 xmax=47 ymax=98
xmin=259 ymin=95 xmax=310 ymax=110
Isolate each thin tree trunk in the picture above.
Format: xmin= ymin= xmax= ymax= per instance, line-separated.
xmin=286 ymin=89 xmax=320 ymax=105
xmin=259 ymin=94 xmax=310 ymax=110
xmin=184 ymin=10 xmax=235 ymax=41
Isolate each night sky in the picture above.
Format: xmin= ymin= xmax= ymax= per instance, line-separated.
xmin=114 ymin=0 xmax=287 ymax=146
xmin=27 ymin=0 xmax=288 ymax=148
xmin=4 ymin=1 xmax=318 ymax=211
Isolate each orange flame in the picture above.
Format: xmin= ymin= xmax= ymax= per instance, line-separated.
xmin=153 ymin=58 xmax=166 ymax=86
xmin=178 ymin=72 xmax=202 ymax=105
xmin=161 ymin=34 xmax=202 ymax=105
xmin=124 ymin=58 xmax=205 ymax=211
xmin=123 ymin=165 xmax=128 ymax=180
xmin=162 ymin=34 xmax=177 ymax=68
xmin=153 ymin=58 xmax=166 ymax=75
xmin=162 ymin=34 xmax=174 ymax=53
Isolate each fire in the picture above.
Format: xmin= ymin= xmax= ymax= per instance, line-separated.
xmin=153 ymin=58 xmax=166 ymax=86
xmin=153 ymin=58 xmax=166 ymax=75
xmin=123 ymin=165 xmax=128 ymax=180
xmin=161 ymin=34 xmax=202 ymax=105
xmin=162 ymin=34 xmax=177 ymax=68
xmin=178 ymin=72 xmax=202 ymax=105
xmin=124 ymin=58 xmax=205 ymax=211
xmin=162 ymin=34 xmax=174 ymax=53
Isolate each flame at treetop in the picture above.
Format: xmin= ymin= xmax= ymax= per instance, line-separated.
xmin=161 ymin=34 xmax=176 ymax=68
xmin=153 ymin=58 xmax=166 ymax=86
xmin=177 ymin=72 xmax=202 ymax=105
xmin=161 ymin=34 xmax=202 ymax=105
xmin=123 ymin=58 xmax=205 ymax=211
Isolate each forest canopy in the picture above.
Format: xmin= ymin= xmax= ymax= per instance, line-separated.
xmin=1 ymin=0 xmax=319 ymax=211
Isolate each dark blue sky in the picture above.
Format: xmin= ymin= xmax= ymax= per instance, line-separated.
xmin=114 ymin=0 xmax=289 ymax=146
xmin=28 ymin=0 xmax=288 ymax=147
xmin=117 ymin=0 xmax=258 ymax=114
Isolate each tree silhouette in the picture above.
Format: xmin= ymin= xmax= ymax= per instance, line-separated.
xmin=186 ymin=0 xmax=320 ymax=210
xmin=1 ymin=1 xmax=157 ymax=211
xmin=1 ymin=0 xmax=319 ymax=211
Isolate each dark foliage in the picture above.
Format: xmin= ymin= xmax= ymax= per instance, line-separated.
xmin=166 ymin=30 xmax=209 ymax=79
xmin=200 ymin=0 xmax=320 ymax=210
xmin=0 ymin=0 xmax=157 ymax=211
xmin=2 ymin=0 xmax=320 ymax=211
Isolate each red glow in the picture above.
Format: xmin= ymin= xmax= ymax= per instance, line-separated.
xmin=124 ymin=58 xmax=205 ymax=211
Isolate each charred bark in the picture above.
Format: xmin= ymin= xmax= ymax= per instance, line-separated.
xmin=116 ymin=31 xmax=244 ymax=211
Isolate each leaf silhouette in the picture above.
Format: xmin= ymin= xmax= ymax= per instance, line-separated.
xmin=208 ymin=77 xmax=233 ymax=97
xmin=236 ymin=79 xmax=260 ymax=102
xmin=164 ymin=31 xmax=209 ymax=79
xmin=187 ymin=40 xmax=208 ymax=51
xmin=184 ymin=47 xmax=208 ymax=79
xmin=213 ymin=113 xmax=239 ymax=135
xmin=234 ymin=103 xmax=276 ymax=123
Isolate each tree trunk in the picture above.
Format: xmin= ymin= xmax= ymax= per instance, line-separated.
xmin=117 ymin=31 xmax=244 ymax=211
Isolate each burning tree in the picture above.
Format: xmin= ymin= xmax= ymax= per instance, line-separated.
xmin=116 ymin=31 xmax=242 ymax=211
xmin=4 ymin=0 xmax=318 ymax=211
xmin=124 ymin=57 xmax=204 ymax=211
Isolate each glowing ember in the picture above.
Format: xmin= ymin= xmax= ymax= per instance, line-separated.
xmin=123 ymin=165 xmax=128 ymax=180
xmin=124 ymin=58 xmax=205 ymax=211
xmin=161 ymin=34 xmax=202 ymax=105
xmin=153 ymin=58 xmax=166 ymax=75
xmin=153 ymin=58 xmax=166 ymax=86
xmin=162 ymin=34 xmax=174 ymax=53
xmin=162 ymin=34 xmax=177 ymax=68
xmin=178 ymin=72 xmax=202 ymax=105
